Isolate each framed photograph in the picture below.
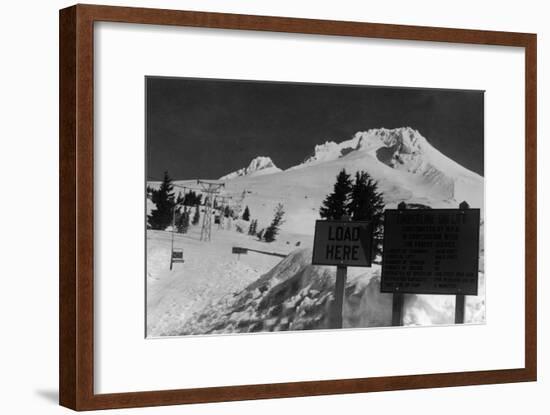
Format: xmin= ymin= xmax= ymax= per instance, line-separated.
xmin=59 ymin=4 xmax=537 ymax=411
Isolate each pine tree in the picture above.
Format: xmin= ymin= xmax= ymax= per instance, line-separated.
xmin=148 ymin=171 xmax=175 ymax=230
xmin=192 ymin=204 xmax=200 ymax=225
xmin=183 ymin=190 xmax=201 ymax=206
xmin=348 ymin=170 xmax=385 ymax=254
xmin=248 ymin=219 xmax=257 ymax=235
xmin=224 ymin=205 xmax=232 ymax=218
xmin=175 ymin=207 xmax=190 ymax=234
xmin=264 ymin=203 xmax=285 ymax=242
xmin=242 ymin=206 xmax=251 ymax=221
xmin=319 ymin=169 xmax=352 ymax=220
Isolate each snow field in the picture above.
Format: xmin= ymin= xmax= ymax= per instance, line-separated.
xmin=146 ymin=226 xmax=310 ymax=336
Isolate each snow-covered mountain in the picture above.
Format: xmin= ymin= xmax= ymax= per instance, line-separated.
xmin=219 ymin=156 xmax=281 ymax=180
xmin=293 ymin=127 xmax=479 ymax=179
xmin=157 ymin=127 xmax=483 ymax=234
xmin=216 ymin=127 xmax=482 ymax=232
xmin=288 ymin=127 xmax=482 ymax=204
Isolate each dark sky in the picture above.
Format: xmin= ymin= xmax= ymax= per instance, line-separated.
xmin=146 ymin=77 xmax=484 ymax=180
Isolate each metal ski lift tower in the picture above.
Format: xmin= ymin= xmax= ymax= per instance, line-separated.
xmin=197 ymin=180 xmax=225 ymax=241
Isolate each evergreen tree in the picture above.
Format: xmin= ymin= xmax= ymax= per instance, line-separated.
xmin=319 ymin=169 xmax=352 ymax=220
xmin=224 ymin=205 xmax=232 ymax=218
xmin=242 ymin=206 xmax=251 ymax=221
xmin=192 ymin=204 xmax=200 ymax=225
xmin=175 ymin=207 xmax=190 ymax=234
xmin=176 ymin=192 xmax=184 ymax=205
xmin=248 ymin=219 xmax=257 ymax=235
xmin=264 ymin=203 xmax=285 ymax=242
xmin=183 ymin=190 xmax=199 ymax=206
xmin=148 ymin=171 xmax=175 ymax=230
xmin=348 ymin=170 xmax=385 ymax=254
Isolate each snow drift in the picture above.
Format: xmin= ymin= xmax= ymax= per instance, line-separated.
xmin=173 ymin=248 xmax=485 ymax=336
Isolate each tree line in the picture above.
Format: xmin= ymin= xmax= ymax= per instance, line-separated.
xmin=148 ymin=171 xmax=201 ymax=233
xmin=147 ymin=172 xmax=277 ymax=239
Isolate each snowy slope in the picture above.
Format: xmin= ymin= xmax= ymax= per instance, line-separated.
xmin=176 ymin=248 xmax=485 ymax=335
xmin=146 ymin=227 xmax=293 ymax=336
xmin=205 ymin=127 xmax=483 ymax=235
xmin=219 ymin=156 xmax=282 ymax=180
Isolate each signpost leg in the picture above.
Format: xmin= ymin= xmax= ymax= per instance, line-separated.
xmin=329 ymin=265 xmax=347 ymax=329
xmin=455 ymin=201 xmax=469 ymax=325
xmin=389 ymin=201 xmax=408 ymax=326
xmin=391 ymin=292 xmax=404 ymax=326
xmin=455 ymin=294 xmax=465 ymax=324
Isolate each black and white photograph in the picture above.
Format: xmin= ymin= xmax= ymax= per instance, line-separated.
xmin=0 ymin=0 xmax=542 ymax=413
xmin=146 ymin=77 xmax=485 ymax=338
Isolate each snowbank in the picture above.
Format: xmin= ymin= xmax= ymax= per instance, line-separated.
xmin=174 ymin=247 xmax=485 ymax=335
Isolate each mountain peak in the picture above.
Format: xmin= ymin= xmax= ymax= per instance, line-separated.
xmin=291 ymin=127 xmax=428 ymax=170
xmin=219 ymin=156 xmax=281 ymax=180
xmin=353 ymin=127 xmax=428 ymax=153
xmin=247 ymin=156 xmax=277 ymax=171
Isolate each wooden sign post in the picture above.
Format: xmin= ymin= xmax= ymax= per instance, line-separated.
xmin=455 ymin=294 xmax=466 ymax=324
xmin=381 ymin=202 xmax=480 ymax=326
xmin=391 ymin=202 xmax=407 ymax=326
xmin=312 ymin=220 xmax=373 ymax=329
xmin=454 ymin=200 xmax=471 ymax=324
xmin=331 ymin=265 xmax=347 ymax=329
xmin=392 ymin=291 xmax=404 ymax=326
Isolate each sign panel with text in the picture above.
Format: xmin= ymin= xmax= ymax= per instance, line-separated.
xmin=312 ymin=220 xmax=373 ymax=267
xmin=381 ymin=209 xmax=480 ymax=295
